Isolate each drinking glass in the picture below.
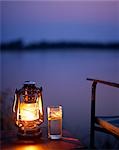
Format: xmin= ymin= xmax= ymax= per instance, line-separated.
xmin=47 ymin=105 xmax=62 ymax=139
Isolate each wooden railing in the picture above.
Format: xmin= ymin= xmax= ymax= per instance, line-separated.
xmin=87 ymin=78 xmax=119 ymax=148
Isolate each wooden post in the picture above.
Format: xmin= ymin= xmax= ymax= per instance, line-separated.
xmin=90 ymin=81 xmax=97 ymax=149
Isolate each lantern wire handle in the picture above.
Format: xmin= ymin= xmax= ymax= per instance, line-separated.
xmin=17 ymin=95 xmax=20 ymax=121
xmin=13 ymin=91 xmax=17 ymax=113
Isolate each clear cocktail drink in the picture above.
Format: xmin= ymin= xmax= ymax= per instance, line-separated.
xmin=47 ymin=106 xmax=62 ymax=139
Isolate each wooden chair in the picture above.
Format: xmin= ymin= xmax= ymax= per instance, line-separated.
xmin=87 ymin=78 xmax=119 ymax=148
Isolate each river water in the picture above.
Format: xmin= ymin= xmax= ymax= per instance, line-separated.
xmin=1 ymin=49 xmax=119 ymax=147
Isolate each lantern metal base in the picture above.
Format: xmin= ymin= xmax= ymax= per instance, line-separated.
xmin=17 ymin=127 xmax=42 ymax=139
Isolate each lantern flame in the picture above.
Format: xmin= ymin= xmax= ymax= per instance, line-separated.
xmin=20 ymin=103 xmax=39 ymax=121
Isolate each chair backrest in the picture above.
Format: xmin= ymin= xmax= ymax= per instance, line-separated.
xmin=87 ymin=78 xmax=119 ymax=148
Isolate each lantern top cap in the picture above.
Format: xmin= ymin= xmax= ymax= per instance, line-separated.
xmin=24 ymin=81 xmax=36 ymax=85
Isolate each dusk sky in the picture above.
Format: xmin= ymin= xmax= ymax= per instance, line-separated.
xmin=1 ymin=1 xmax=119 ymax=43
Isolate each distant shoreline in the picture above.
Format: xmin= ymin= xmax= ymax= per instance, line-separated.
xmin=1 ymin=40 xmax=119 ymax=51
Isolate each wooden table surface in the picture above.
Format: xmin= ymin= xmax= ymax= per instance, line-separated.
xmin=1 ymin=127 xmax=84 ymax=150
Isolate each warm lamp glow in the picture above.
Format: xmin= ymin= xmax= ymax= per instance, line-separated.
xmin=20 ymin=103 xmax=39 ymax=121
xmin=13 ymin=81 xmax=44 ymax=137
xmin=38 ymin=97 xmax=43 ymax=115
xmin=15 ymin=145 xmax=43 ymax=150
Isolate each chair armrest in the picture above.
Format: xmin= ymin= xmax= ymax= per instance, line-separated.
xmin=87 ymin=78 xmax=119 ymax=88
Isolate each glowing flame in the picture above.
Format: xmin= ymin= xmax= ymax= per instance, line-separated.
xmin=20 ymin=103 xmax=39 ymax=121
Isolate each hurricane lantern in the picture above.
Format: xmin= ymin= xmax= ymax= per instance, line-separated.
xmin=13 ymin=81 xmax=44 ymax=137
